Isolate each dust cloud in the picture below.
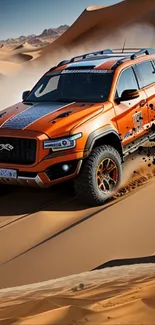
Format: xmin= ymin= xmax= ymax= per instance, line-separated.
xmin=0 ymin=22 xmax=155 ymax=110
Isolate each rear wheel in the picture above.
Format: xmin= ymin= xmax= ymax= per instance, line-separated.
xmin=74 ymin=145 xmax=122 ymax=206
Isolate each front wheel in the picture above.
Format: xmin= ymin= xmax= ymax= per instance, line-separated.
xmin=74 ymin=145 xmax=122 ymax=206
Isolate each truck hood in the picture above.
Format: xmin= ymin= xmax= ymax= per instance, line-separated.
xmin=0 ymin=101 xmax=104 ymax=137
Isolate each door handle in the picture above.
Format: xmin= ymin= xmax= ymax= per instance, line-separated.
xmin=139 ymin=100 xmax=147 ymax=107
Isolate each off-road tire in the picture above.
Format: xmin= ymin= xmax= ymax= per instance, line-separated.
xmin=74 ymin=145 xmax=122 ymax=206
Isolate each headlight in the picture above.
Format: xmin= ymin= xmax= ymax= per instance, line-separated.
xmin=43 ymin=133 xmax=82 ymax=151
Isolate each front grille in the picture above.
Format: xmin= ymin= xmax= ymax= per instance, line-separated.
xmin=0 ymin=137 xmax=37 ymax=165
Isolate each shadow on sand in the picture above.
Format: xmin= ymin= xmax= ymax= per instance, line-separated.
xmin=0 ymin=146 xmax=155 ymax=217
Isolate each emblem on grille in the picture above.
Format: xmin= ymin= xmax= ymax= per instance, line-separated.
xmin=0 ymin=144 xmax=14 ymax=151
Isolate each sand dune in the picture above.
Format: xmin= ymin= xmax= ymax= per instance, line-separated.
xmin=0 ymin=44 xmax=11 ymax=52
xmin=0 ymin=42 xmax=42 ymax=73
xmin=33 ymin=0 xmax=155 ymax=65
xmin=13 ymin=42 xmax=36 ymax=51
xmin=0 ymin=264 xmax=155 ymax=324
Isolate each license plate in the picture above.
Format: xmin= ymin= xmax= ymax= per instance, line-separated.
xmin=0 ymin=168 xmax=17 ymax=179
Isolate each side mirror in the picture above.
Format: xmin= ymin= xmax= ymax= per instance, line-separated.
xmin=120 ymin=89 xmax=140 ymax=102
xmin=115 ymin=89 xmax=140 ymax=104
xmin=22 ymin=90 xmax=30 ymax=101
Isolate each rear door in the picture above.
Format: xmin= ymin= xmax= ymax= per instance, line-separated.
xmin=113 ymin=66 xmax=149 ymax=146
xmin=134 ymin=60 xmax=155 ymax=135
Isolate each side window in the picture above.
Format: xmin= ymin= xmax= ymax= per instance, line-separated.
xmin=135 ymin=61 xmax=155 ymax=88
xmin=116 ymin=67 xmax=139 ymax=98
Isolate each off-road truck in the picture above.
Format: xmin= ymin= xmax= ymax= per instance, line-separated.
xmin=0 ymin=47 xmax=155 ymax=206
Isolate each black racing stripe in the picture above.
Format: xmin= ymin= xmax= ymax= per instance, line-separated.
xmin=2 ymin=102 xmax=72 ymax=129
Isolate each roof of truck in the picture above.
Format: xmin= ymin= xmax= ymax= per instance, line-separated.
xmin=66 ymin=55 xmax=126 ymax=70
xmin=47 ymin=48 xmax=155 ymax=75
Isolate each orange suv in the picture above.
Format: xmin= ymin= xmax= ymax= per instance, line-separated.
xmin=0 ymin=47 xmax=155 ymax=206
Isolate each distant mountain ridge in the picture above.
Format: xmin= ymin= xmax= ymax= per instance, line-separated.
xmin=0 ymin=25 xmax=69 ymax=48
xmin=39 ymin=25 xmax=69 ymax=37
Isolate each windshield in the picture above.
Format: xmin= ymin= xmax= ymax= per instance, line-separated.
xmin=24 ymin=69 xmax=114 ymax=103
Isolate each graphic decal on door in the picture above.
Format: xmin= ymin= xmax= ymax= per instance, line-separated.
xmin=132 ymin=111 xmax=143 ymax=134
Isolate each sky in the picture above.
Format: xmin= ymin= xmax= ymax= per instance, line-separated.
xmin=0 ymin=0 xmax=122 ymax=40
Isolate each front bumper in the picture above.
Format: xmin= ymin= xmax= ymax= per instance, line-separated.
xmin=0 ymin=159 xmax=83 ymax=187
xmin=0 ymin=129 xmax=85 ymax=187
xmin=0 ymin=174 xmax=47 ymax=187
xmin=0 ymin=155 xmax=84 ymax=187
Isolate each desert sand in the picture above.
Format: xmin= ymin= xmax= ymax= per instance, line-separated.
xmin=0 ymin=43 xmax=41 ymax=76
xmin=0 ymin=148 xmax=155 ymax=290
xmin=0 ymin=264 xmax=155 ymax=324
xmin=1 ymin=0 xmax=155 ymax=324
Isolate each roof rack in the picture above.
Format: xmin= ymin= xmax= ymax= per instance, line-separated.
xmin=70 ymin=49 xmax=113 ymax=62
xmin=130 ymin=48 xmax=155 ymax=59
xmin=56 ymin=48 xmax=155 ymax=67
xmin=57 ymin=49 xmax=113 ymax=67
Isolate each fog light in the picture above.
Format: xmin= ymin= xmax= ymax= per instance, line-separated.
xmin=62 ymin=164 xmax=70 ymax=172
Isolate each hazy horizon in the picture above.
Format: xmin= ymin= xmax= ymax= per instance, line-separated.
xmin=0 ymin=0 xmax=122 ymax=40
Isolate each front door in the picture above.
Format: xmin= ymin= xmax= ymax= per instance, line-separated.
xmin=113 ymin=66 xmax=149 ymax=147
xmin=134 ymin=60 xmax=155 ymax=137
